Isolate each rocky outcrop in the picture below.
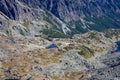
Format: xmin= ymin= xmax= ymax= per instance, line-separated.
xmin=33 ymin=50 xmax=92 ymax=77
xmin=87 ymin=53 xmax=120 ymax=80
xmin=0 ymin=0 xmax=36 ymax=20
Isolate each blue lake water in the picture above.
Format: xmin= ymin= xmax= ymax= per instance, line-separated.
xmin=114 ymin=41 xmax=120 ymax=52
xmin=109 ymin=41 xmax=120 ymax=54
xmin=46 ymin=44 xmax=58 ymax=49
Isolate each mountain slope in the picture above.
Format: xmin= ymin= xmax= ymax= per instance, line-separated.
xmin=19 ymin=0 xmax=120 ymax=21
xmin=19 ymin=0 xmax=120 ymax=33
xmin=0 ymin=0 xmax=71 ymax=37
xmin=45 ymin=0 xmax=120 ymax=33
xmin=0 ymin=0 xmax=120 ymax=36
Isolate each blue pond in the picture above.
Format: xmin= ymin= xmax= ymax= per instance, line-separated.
xmin=46 ymin=43 xmax=58 ymax=49
xmin=114 ymin=41 xmax=120 ymax=52
xmin=109 ymin=41 xmax=120 ymax=54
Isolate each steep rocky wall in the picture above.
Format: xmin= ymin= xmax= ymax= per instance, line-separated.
xmin=19 ymin=0 xmax=120 ymax=22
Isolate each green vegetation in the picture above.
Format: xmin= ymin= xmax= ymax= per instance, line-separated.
xmin=87 ymin=13 xmax=120 ymax=31
xmin=43 ymin=13 xmax=60 ymax=31
xmin=6 ymin=30 xmax=12 ymax=36
xmin=35 ymin=35 xmax=42 ymax=37
xmin=88 ymin=32 xmax=97 ymax=39
xmin=78 ymin=45 xmax=94 ymax=58
xmin=68 ymin=13 xmax=120 ymax=34
xmin=64 ymin=46 xmax=75 ymax=51
xmin=63 ymin=45 xmax=94 ymax=58
xmin=74 ymin=20 xmax=88 ymax=33
xmin=42 ymin=29 xmax=69 ymax=38
xmin=68 ymin=20 xmax=88 ymax=34
xmin=78 ymin=51 xmax=84 ymax=56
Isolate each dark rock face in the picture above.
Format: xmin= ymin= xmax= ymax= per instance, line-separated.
xmin=87 ymin=53 xmax=120 ymax=80
xmin=0 ymin=0 xmax=20 ymax=20
xmin=19 ymin=0 xmax=120 ymax=22
xmin=18 ymin=0 xmax=120 ymax=33
xmin=0 ymin=0 xmax=35 ymax=20
xmin=47 ymin=0 xmax=120 ymax=22
xmin=3 ymin=0 xmax=120 ymax=22
xmin=0 ymin=0 xmax=18 ymax=19
xmin=0 ymin=0 xmax=120 ymax=34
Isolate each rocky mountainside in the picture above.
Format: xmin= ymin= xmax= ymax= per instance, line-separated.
xmin=19 ymin=0 xmax=120 ymax=22
xmin=0 ymin=0 xmax=120 ymax=37
xmin=1 ymin=0 xmax=120 ymax=80
xmin=0 ymin=0 xmax=71 ymax=38
xmin=36 ymin=0 xmax=120 ymax=33
xmin=0 ymin=29 xmax=120 ymax=79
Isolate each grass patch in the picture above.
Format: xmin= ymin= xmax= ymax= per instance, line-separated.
xmin=78 ymin=45 xmax=94 ymax=58
xmin=42 ymin=29 xmax=69 ymax=38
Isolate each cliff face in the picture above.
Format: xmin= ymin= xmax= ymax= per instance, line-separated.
xmin=19 ymin=0 xmax=120 ymax=22
xmin=0 ymin=0 xmax=35 ymax=20
xmin=1 ymin=0 xmax=120 ymax=21
xmin=16 ymin=0 xmax=120 ymax=33
xmin=0 ymin=0 xmax=120 ymax=36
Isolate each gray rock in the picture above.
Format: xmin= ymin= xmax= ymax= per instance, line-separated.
xmin=87 ymin=53 xmax=120 ymax=80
